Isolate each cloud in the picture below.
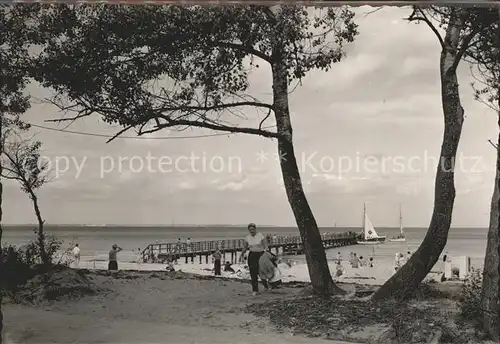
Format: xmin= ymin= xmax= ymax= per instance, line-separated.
xmin=4 ymin=6 xmax=496 ymax=227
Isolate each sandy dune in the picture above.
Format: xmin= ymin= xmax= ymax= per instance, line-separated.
xmin=4 ymin=272 xmax=357 ymax=344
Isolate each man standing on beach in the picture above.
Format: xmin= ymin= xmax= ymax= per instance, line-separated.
xmin=72 ymin=244 xmax=81 ymax=266
xmin=213 ymin=248 xmax=222 ymax=276
xmin=109 ymin=244 xmax=123 ymax=271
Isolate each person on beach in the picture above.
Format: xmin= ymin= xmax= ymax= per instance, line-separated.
xmin=359 ymin=256 xmax=366 ymax=267
xmin=240 ymin=222 xmax=269 ymax=295
xmin=394 ymin=252 xmax=404 ymax=272
xmin=350 ymin=253 xmax=359 ymax=268
xmin=213 ymin=249 xmax=222 ymax=276
xmin=336 ymin=252 xmax=341 ymax=264
xmin=224 ymin=261 xmax=235 ymax=273
xmin=165 ymin=254 xmax=175 ymax=272
xmin=259 ymin=252 xmax=283 ymax=290
xmin=259 ymin=251 xmax=282 ymax=289
xmin=405 ymin=251 xmax=412 ymax=263
xmin=335 ymin=262 xmax=343 ymax=277
xmin=369 ymin=257 xmax=374 ymax=267
xmin=108 ymin=244 xmax=123 ymax=271
xmin=72 ymin=244 xmax=81 ymax=266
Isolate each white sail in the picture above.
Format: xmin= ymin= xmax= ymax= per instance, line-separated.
xmin=399 ymin=204 xmax=404 ymax=235
xmin=364 ymin=213 xmax=379 ymax=239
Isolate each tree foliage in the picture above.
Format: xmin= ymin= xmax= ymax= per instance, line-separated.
xmin=1 ymin=5 xmax=37 ymax=129
xmin=1 ymin=5 xmax=41 ymax=343
xmin=2 ymin=134 xmax=50 ymax=266
xmin=2 ymin=135 xmax=49 ymax=194
xmin=33 ymin=4 xmax=357 ymax=139
xmin=32 ymin=4 xmax=358 ymax=295
xmin=462 ymin=8 xmax=499 ymax=111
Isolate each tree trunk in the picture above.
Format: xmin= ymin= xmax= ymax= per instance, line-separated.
xmin=372 ymin=10 xmax=465 ymax=301
xmin=30 ymin=192 xmax=47 ymax=266
xmin=271 ymin=57 xmax=343 ymax=296
xmin=480 ymin=126 xmax=500 ymax=340
xmin=480 ymin=11 xmax=500 ymax=338
xmin=0 ymin=123 xmax=3 ymax=344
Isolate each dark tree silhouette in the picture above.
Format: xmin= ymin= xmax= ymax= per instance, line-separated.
xmin=33 ymin=4 xmax=358 ymax=295
xmin=462 ymin=7 xmax=500 ymax=340
xmin=0 ymin=5 xmax=38 ymax=343
xmin=2 ymin=135 xmax=50 ymax=266
xmin=372 ymin=6 xmax=490 ymax=301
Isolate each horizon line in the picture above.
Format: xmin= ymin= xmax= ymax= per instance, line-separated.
xmin=2 ymin=223 xmax=487 ymax=229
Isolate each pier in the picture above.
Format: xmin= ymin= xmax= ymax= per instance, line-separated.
xmin=140 ymin=231 xmax=359 ymax=264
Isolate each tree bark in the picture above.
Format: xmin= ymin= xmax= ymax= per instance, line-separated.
xmin=0 ymin=114 xmax=4 ymax=344
xmin=271 ymin=55 xmax=343 ymax=296
xmin=480 ymin=10 xmax=500 ymax=338
xmin=30 ymin=192 xmax=47 ymax=266
xmin=372 ymin=10 xmax=465 ymax=301
xmin=480 ymin=127 xmax=500 ymax=340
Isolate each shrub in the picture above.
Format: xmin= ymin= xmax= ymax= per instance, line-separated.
xmin=0 ymin=233 xmax=70 ymax=291
xmin=457 ymin=268 xmax=483 ymax=321
xmin=0 ymin=245 xmax=34 ymax=290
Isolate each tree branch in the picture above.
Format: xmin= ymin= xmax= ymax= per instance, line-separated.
xmin=451 ymin=30 xmax=478 ymax=72
xmin=408 ymin=8 xmax=445 ymax=49
xmin=106 ymin=125 xmax=135 ymax=144
xmin=217 ymin=42 xmax=272 ymax=63
xmin=148 ymin=116 xmax=281 ymax=139
xmin=488 ymin=139 xmax=498 ymax=149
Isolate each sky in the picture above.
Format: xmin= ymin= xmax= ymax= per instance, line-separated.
xmin=3 ymin=6 xmax=498 ymax=227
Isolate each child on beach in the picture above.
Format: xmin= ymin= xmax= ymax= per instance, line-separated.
xmin=213 ymin=249 xmax=222 ymax=276
xmin=335 ymin=262 xmax=343 ymax=277
xmin=369 ymin=257 xmax=374 ymax=267
xmin=259 ymin=251 xmax=282 ymax=289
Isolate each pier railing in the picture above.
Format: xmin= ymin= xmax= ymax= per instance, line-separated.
xmin=140 ymin=231 xmax=358 ymax=263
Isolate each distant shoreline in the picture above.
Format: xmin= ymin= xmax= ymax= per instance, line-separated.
xmin=2 ymin=224 xmax=488 ymax=230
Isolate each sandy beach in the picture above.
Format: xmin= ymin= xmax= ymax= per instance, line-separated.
xmin=73 ymin=257 xmax=446 ymax=287
xmin=2 ymin=255 xmax=473 ymax=344
xmin=4 ymin=270 xmax=359 ymax=344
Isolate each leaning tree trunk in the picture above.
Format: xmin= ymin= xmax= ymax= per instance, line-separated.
xmin=271 ymin=56 xmax=343 ymax=296
xmin=0 ymin=178 xmax=3 ymax=344
xmin=481 ymin=12 xmax=500 ymax=337
xmin=372 ymin=11 xmax=465 ymax=301
xmin=0 ymin=115 xmax=4 ymax=344
xmin=480 ymin=125 xmax=500 ymax=340
xmin=30 ymin=193 xmax=47 ymax=266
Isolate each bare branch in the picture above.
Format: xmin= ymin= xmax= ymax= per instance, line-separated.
xmin=106 ymin=125 xmax=134 ymax=144
xmin=259 ymin=109 xmax=272 ymax=131
xmin=488 ymin=139 xmax=498 ymax=149
xmin=451 ymin=30 xmax=479 ymax=73
xmin=364 ymin=7 xmax=383 ymax=17
xmin=408 ymin=8 xmax=445 ymax=49
xmin=145 ymin=115 xmax=281 ymax=139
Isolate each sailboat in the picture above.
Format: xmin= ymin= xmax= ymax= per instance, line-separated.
xmin=390 ymin=204 xmax=406 ymax=242
xmin=357 ymin=203 xmax=386 ymax=245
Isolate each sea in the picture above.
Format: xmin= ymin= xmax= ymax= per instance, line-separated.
xmin=1 ymin=225 xmax=489 ymax=268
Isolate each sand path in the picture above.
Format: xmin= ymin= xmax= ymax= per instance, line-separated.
xmin=4 ymin=273 xmax=358 ymax=344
